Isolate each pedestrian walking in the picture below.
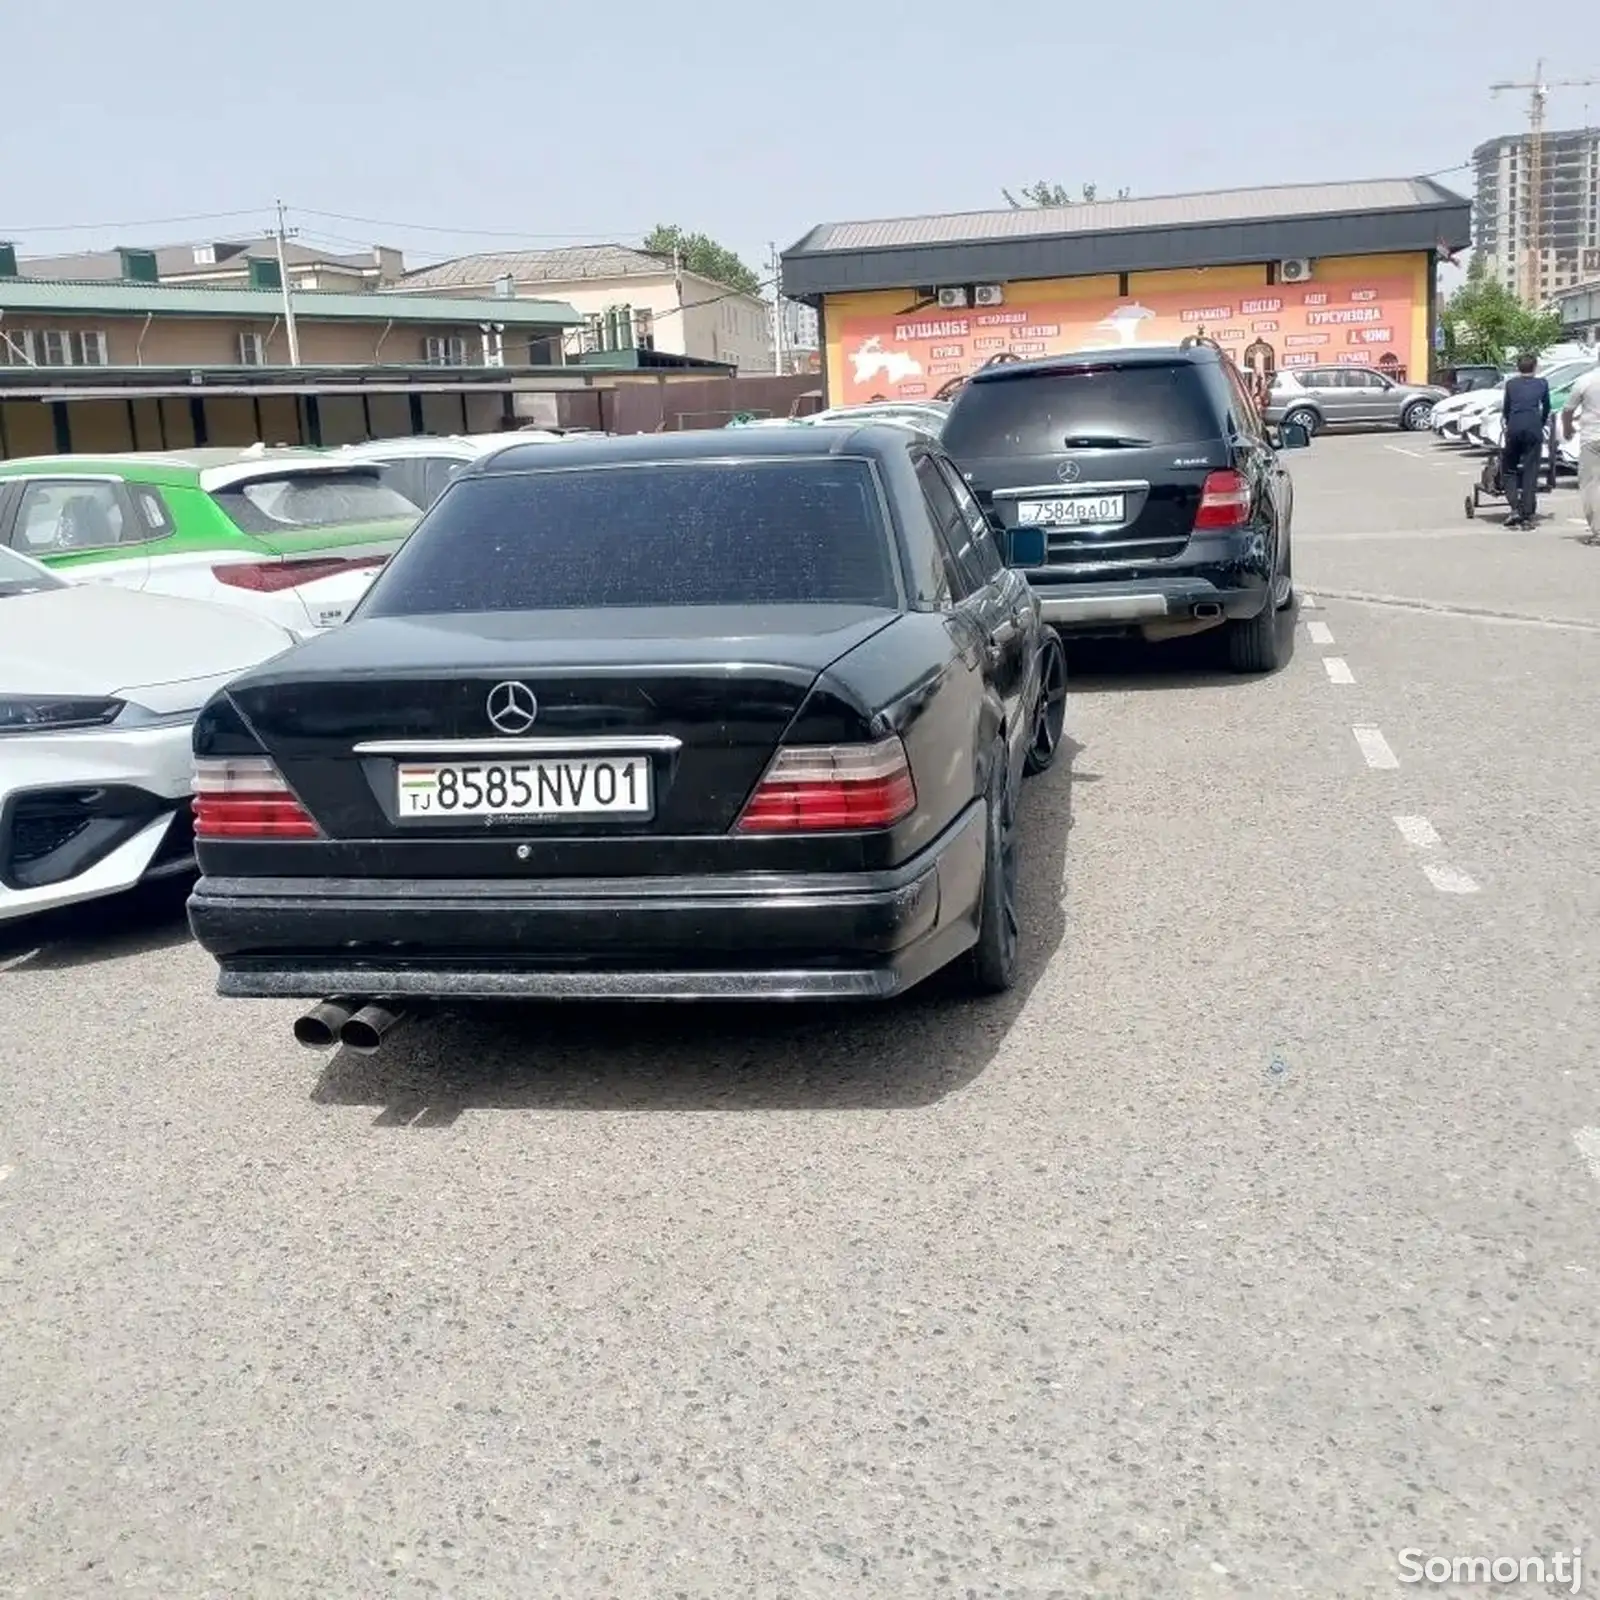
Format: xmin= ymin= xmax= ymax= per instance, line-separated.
xmin=1561 ymin=362 xmax=1600 ymax=545
xmin=1499 ymin=353 xmax=1551 ymax=530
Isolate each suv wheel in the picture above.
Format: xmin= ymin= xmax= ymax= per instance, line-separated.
xmin=1283 ymin=406 xmax=1319 ymax=436
xmin=1224 ymin=590 xmax=1288 ymax=674
xmin=967 ymin=744 xmax=1021 ymax=994
xmin=1401 ymin=399 xmax=1434 ymax=431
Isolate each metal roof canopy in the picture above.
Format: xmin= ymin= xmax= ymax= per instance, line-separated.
xmin=781 ymin=177 xmax=1473 ymax=300
xmin=0 ymin=360 xmax=738 ymax=402
xmin=0 ymin=278 xmax=580 ymax=325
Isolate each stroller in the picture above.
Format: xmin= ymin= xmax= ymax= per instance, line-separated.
xmin=1463 ymin=421 xmax=1557 ymax=520
xmin=1463 ymin=453 xmax=1505 ymax=519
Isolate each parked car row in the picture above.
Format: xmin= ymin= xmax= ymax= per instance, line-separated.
xmin=1428 ymin=353 xmax=1596 ymax=472
xmin=7 ymin=349 xmax=1311 ymax=1039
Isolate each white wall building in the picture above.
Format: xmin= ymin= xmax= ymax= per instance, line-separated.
xmin=388 ymin=244 xmax=773 ymax=370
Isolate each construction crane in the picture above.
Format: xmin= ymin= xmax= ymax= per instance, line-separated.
xmin=1490 ymin=60 xmax=1600 ymax=307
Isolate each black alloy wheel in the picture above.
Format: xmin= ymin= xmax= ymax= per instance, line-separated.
xmin=968 ymin=745 xmax=1021 ymax=994
xmin=1024 ymin=631 xmax=1068 ymax=776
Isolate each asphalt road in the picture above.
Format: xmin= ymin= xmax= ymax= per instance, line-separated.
xmin=2 ymin=434 xmax=1596 ymax=1598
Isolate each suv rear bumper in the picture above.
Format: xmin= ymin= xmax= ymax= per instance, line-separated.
xmin=1024 ymin=532 xmax=1273 ymax=632
xmin=1034 ymin=577 xmax=1264 ymax=626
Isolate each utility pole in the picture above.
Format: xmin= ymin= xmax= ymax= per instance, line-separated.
xmin=1490 ymin=61 xmax=1600 ymax=307
xmin=769 ymin=242 xmax=785 ymax=374
xmin=274 ymin=198 xmax=302 ymax=366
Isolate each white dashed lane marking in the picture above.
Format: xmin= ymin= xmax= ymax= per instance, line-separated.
xmin=1306 ymin=620 xmax=1334 ymax=645
xmin=1421 ymin=862 xmax=1483 ymax=894
xmin=1353 ymin=726 xmax=1399 ymax=769
xmin=1323 ymin=657 xmax=1355 ymax=685
xmin=1393 ymin=816 xmax=1442 ymax=850
xmin=1392 ymin=815 xmax=1481 ymax=895
xmin=1573 ymin=1129 xmax=1600 ymax=1185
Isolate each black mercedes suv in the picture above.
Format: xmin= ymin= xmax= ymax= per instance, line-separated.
xmin=940 ymin=344 xmax=1310 ymax=673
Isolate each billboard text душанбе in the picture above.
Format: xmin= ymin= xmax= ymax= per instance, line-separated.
xmin=837 ymin=278 xmax=1419 ymax=403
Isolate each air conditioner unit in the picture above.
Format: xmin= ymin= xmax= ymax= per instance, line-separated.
xmin=1279 ymin=258 xmax=1314 ymax=284
xmin=973 ymin=283 xmax=1006 ymax=306
xmin=937 ymin=286 xmax=969 ymax=308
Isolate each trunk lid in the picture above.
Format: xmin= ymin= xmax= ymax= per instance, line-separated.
xmin=942 ymin=358 xmax=1228 ymax=571
xmin=223 ymin=604 xmax=897 ymax=845
xmin=961 ymin=443 xmax=1227 ymax=569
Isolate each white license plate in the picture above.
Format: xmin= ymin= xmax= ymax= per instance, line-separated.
xmin=395 ymin=756 xmax=652 ymax=819
xmin=1018 ymin=495 xmax=1126 ymax=526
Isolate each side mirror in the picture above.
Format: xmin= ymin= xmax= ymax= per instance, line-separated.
xmin=1279 ymin=422 xmax=1312 ymax=450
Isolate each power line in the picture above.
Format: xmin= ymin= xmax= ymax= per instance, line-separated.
xmin=4 ymin=207 xmax=271 ymax=237
xmin=294 ymin=205 xmax=652 ymax=242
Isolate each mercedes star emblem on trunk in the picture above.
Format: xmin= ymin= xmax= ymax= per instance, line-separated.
xmin=486 ymin=681 xmax=539 ymax=734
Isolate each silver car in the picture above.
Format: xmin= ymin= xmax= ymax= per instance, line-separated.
xmin=1266 ymin=366 xmax=1448 ymax=434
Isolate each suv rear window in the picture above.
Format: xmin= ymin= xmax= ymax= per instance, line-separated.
xmin=211 ymin=471 xmax=419 ymax=532
xmin=360 ymin=459 xmax=900 ymax=616
xmin=942 ymin=361 xmax=1219 ymax=456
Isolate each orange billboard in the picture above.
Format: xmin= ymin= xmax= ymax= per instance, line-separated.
xmin=835 ymin=276 xmax=1421 ymax=405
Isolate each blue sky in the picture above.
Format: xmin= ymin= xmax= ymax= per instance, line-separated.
xmin=4 ymin=0 xmax=1593 ymax=286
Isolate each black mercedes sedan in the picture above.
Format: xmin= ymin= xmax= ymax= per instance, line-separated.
xmin=185 ymin=425 xmax=1069 ymax=1045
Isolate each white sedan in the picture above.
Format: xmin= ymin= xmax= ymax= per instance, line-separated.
xmin=0 ymin=545 xmax=295 ymax=923
xmin=336 ymin=430 xmax=562 ymax=511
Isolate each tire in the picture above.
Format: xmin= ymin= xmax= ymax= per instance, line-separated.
xmin=1224 ymin=593 xmax=1287 ymax=674
xmin=1283 ymin=406 xmax=1319 ymax=437
xmin=1401 ymin=399 xmax=1434 ymax=431
xmin=1023 ymin=630 xmax=1068 ymax=777
xmin=966 ymin=745 xmax=1021 ymax=994
xmin=1274 ymin=534 xmax=1295 ymax=612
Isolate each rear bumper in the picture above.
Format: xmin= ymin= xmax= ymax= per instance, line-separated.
xmin=0 ymin=721 xmax=197 ymax=924
xmin=1025 ymin=531 xmax=1271 ymax=631
xmin=189 ymin=800 xmax=988 ymax=1002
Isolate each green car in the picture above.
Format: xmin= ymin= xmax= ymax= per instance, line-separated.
xmin=0 ymin=447 xmax=422 ymax=635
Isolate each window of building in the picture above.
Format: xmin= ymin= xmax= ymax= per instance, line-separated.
xmin=39 ymin=330 xmax=71 ymax=366
xmin=239 ymin=333 xmax=266 ymax=366
xmin=633 ymin=309 xmax=655 ymax=351
xmin=75 ymin=331 xmax=109 ymax=366
xmin=3 ymin=329 xmax=36 ymax=366
xmin=422 ymin=335 xmax=467 ymax=366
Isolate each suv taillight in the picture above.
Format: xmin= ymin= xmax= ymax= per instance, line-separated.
xmin=735 ymin=736 xmax=917 ymax=834
xmin=192 ymin=756 xmax=320 ymax=839
xmin=1194 ymin=469 xmax=1252 ymax=530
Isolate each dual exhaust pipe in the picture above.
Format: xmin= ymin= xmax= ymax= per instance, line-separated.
xmin=293 ymin=997 xmax=408 ymax=1054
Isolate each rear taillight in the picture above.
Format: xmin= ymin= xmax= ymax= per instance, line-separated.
xmin=211 ymin=556 xmax=385 ymax=593
xmin=735 ymin=736 xmax=917 ymax=834
xmin=1194 ymin=469 xmax=1252 ymax=530
xmin=192 ymin=756 xmax=319 ymax=839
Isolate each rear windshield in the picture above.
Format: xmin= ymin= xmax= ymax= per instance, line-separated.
xmin=359 ymin=458 xmax=900 ymax=616
xmin=942 ymin=362 xmax=1218 ymax=456
xmin=211 ymin=471 xmax=419 ymax=533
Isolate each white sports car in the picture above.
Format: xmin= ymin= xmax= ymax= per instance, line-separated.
xmin=0 ymin=545 xmax=295 ymax=923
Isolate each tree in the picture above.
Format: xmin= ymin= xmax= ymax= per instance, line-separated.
xmin=642 ymin=225 xmax=760 ymax=296
xmin=1440 ymin=256 xmax=1563 ymax=366
xmin=1001 ymin=181 xmax=1130 ymax=208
